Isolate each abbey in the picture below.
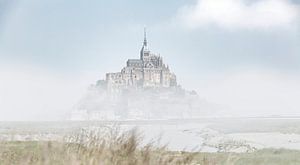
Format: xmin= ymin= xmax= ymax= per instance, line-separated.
xmin=68 ymin=30 xmax=215 ymax=120
xmin=105 ymin=29 xmax=177 ymax=92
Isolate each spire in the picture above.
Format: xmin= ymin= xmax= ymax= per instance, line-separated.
xmin=140 ymin=27 xmax=149 ymax=60
xmin=143 ymin=27 xmax=147 ymax=47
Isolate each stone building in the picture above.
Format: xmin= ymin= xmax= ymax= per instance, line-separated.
xmin=105 ymin=29 xmax=177 ymax=94
xmin=68 ymin=29 xmax=219 ymax=121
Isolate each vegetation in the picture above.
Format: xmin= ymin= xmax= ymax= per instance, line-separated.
xmin=1 ymin=128 xmax=300 ymax=165
xmin=193 ymin=149 xmax=300 ymax=165
xmin=0 ymin=128 xmax=195 ymax=165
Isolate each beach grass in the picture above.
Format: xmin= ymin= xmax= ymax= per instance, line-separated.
xmin=1 ymin=129 xmax=300 ymax=165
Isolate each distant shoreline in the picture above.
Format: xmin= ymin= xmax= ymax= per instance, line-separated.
xmin=2 ymin=116 xmax=300 ymax=123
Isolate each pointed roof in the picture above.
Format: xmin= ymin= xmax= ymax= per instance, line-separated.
xmin=143 ymin=27 xmax=147 ymax=47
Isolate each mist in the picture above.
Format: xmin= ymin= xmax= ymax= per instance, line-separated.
xmin=0 ymin=63 xmax=96 ymax=121
xmin=2 ymin=2 xmax=300 ymax=163
xmin=0 ymin=0 xmax=300 ymax=121
xmin=1 ymin=62 xmax=300 ymax=121
xmin=195 ymin=69 xmax=300 ymax=117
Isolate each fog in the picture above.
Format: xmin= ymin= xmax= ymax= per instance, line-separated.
xmin=0 ymin=64 xmax=93 ymax=121
xmin=1 ymin=63 xmax=300 ymax=121
xmin=195 ymin=69 xmax=300 ymax=117
xmin=0 ymin=0 xmax=300 ymax=121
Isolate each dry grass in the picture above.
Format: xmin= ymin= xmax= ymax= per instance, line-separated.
xmin=1 ymin=126 xmax=300 ymax=165
xmin=0 ymin=127 xmax=195 ymax=165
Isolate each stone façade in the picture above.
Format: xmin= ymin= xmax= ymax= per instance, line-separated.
xmin=104 ymin=29 xmax=177 ymax=96
xmin=68 ymin=30 xmax=222 ymax=120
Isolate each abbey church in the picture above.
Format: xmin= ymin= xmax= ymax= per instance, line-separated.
xmin=68 ymin=30 xmax=216 ymax=120
xmin=106 ymin=29 xmax=177 ymax=93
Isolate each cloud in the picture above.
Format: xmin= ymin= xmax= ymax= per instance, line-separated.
xmin=178 ymin=0 xmax=300 ymax=30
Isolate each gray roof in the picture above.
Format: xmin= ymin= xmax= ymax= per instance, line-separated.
xmin=127 ymin=59 xmax=143 ymax=64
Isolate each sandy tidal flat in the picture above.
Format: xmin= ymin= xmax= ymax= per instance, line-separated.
xmin=1 ymin=118 xmax=300 ymax=152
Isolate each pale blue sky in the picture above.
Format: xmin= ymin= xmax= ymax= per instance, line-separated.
xmin=1 ymin=0 xmax=299 ymax=74
xmin=1 ymin=0 xmax=300 ymax=120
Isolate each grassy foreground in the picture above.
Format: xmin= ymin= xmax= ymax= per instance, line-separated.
xmin=1 ymin=129 xmax=300 ymax=165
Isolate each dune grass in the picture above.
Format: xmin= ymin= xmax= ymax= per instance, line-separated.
xmin=193 ymin=149 xmax=300 ymax=165
xmin=0 ymin=128 xmax=195 ymax=165
xmin=1 ymin=128 xmax=300 ymax=165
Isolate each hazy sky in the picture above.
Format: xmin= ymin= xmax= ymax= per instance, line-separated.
xmin=1 ymin=0 xmax=300 ymax=120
